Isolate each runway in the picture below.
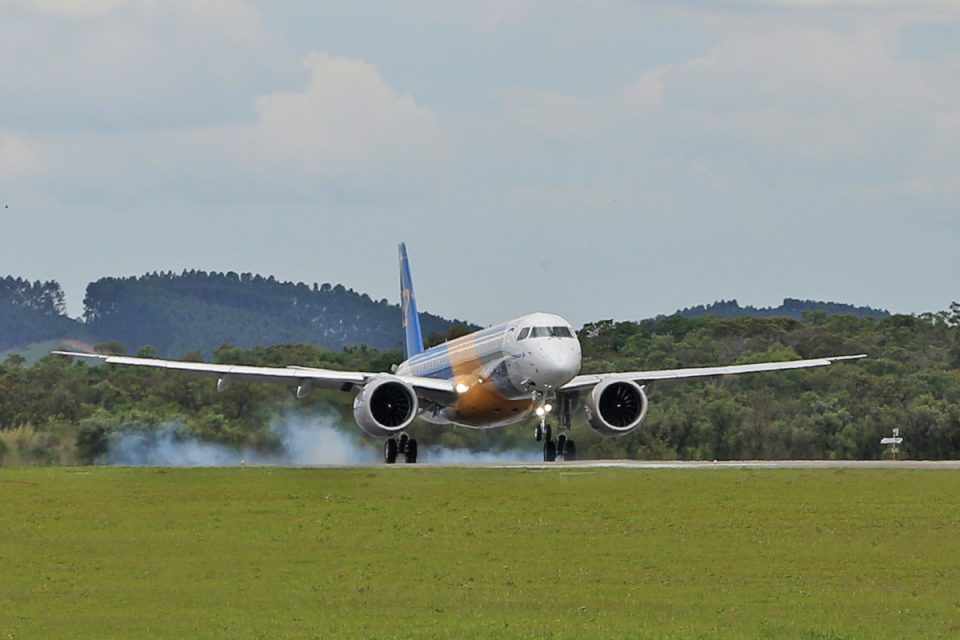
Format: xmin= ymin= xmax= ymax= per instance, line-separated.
xmin=330 ymin=460 xmax=960 ymax=470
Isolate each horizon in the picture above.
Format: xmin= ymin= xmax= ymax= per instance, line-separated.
xmin=1 ymin=268 xmax=907 ymax=327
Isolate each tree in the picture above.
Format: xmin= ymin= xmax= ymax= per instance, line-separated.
xmin=95 ymin=341 xmax=127 ymax=356
xmin=4 ymin=354 xmax=25 ymax=368
xmin=76 ymin=424 xmax=109 ymax=464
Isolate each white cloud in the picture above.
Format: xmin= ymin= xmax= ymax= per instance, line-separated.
xmin=499 ymin=89 xmax=608 ymax=141
xmin=0 ymin=0 xmax=273 ymax=131
xmin=671 ymin=0 xmax=960 ymax=12
xmin=729 ymin=0 xmax=953 ymax=6
xmin=239 ymin=53 xmax=444 ymax=176
xmin=476 ymin=5 xmax=960 ymax=226
xmin=0 ymin=133 xmax=45 ymax=178
xmin=7 ymin=0 xmax=265 ymax=36
xmin=19 ymin=52 xmax=446 ymax=205
xmin=8 ymin=0 xmax=129 ymax=17
xmin=623 ymin=68 xmax=667 ymax=111
xmin=172 ymin=0 xmax=264 ymax=45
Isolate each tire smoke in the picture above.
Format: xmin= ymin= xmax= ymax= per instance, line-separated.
xmin=106 ymin=412 xmax=540 ymax=466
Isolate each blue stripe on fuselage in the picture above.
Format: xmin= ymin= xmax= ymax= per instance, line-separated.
xmin=402 ymin=325 xmax=507 ymax=379
xmin=404 ymin=343 xmax=451 ymax=379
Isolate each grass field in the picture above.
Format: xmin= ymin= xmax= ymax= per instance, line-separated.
xmin=2 ymin=467 xmax=960 ymax=639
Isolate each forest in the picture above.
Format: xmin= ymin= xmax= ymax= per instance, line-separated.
xmin=1 ymin=303 xmax=957 ymax=465
xmin=0 ymin=277 xmax=83 ymax=352
xmin=82 ymin=271 xmax=474 ymax=355
xmin=675 ymin=298 xmax=890 ymax=320
xmin=0 ymin=271 xmax=471 ymax=355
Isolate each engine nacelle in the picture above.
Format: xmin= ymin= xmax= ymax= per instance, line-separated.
xmin=352 ymin=376 xmax=419 ymax=438
xmin=584 ymin=379 xmax=649 ymax=437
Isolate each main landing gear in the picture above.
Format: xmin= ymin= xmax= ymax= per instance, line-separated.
xmin=384 ymin=433 xmax=418 ymax=464
xmin=536 ymin=420 xmax=575 ymax=462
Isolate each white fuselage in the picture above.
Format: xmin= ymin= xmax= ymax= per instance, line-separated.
xmin=395 ymin=312 xmax=581 ymax=428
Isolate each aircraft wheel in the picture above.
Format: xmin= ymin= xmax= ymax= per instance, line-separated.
xmin=543 ymin=439 xmax=557 ymax=462
xmin=384 ymin=438 xmax=398 ymax=464
xmin=557 ymin=434 xmax=567 ymax=458
xmin=535 ymin=424 xmax=543 ymax=442
xmin=398 ymin=433 xmax=409 ymax=454
xmin=564 ymin=439 xmax=576 ymax=461
xmin=405 ymin=439 xmax=418 ymax=464
xmin=544 ymin=424 xmax=552 ymax=441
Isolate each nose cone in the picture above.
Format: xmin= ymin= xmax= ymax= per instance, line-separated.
xmin=539 ymin=340 xmax=582 ymax=388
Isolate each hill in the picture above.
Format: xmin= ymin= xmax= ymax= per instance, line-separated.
xmin=0 ymin=277 xmax=85 ymax=352
xmin=675 ymin=298 xmax=889 ymax=320
xmin=82 ymin=271 xmax=474 ymax=356
xmin=1 ymin=271 xmax=473 ymax=357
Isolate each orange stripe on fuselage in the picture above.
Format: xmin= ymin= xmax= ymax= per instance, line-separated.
xmin=446 ymin=332 xmax=533 ymax=426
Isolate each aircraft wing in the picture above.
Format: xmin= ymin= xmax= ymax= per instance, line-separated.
xmin=52 ymin=351 xmax=456 ymax=396
xmin=560 ymin=354 xmax=866 ymax=393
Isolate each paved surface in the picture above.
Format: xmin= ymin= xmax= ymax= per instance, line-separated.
xmin=302 ymin=460 xmax=960 ymax=470
xmin=508 ymin=460 xmax=960 ymax=469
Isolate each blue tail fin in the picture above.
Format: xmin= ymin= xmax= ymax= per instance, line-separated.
xmin=399 ymin=242 xmax=424 ymax=359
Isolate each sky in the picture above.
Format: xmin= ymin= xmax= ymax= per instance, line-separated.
xmin=0 ymin=0 xmax=957 ymax=326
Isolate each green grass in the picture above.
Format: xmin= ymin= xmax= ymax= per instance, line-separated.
xmin=2 ymin=468 xmax=960 ymax=639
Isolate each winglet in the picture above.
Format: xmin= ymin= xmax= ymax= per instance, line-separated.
xmin=825 ymin=354 xmax=868 ymax=362
xmin=399 ymin=243 xmax=425 ymax=359
xmin=52 ymin=350 xmax=108 ymax=360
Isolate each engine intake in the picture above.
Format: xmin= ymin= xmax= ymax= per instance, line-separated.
xmin=584 ymin=379 xmax=648 ymax=437
xmin=353 ymin=376 xmax=418 ymax=438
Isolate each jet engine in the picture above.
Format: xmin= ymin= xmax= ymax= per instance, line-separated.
xmin=352 ymin=376 xmax=419 ymax=438
xmin=584 ymin=379 xmax=649 ymax=437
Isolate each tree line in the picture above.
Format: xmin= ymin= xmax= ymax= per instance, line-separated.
xmin=0 ymin=271 xmax=473 ymax=356
xmin=1 ymin=304 xmax=957 ymax=465
xmin=676 ymin=298 xmax=890 ymax=320
xmin=0 ymin=277 xmax=80 ymax=352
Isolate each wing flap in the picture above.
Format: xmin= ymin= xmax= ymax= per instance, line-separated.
xmin=52 ymin=351 xmax=456 ymax=396
xmin=53 ymin=350 xmax=367 ymax=388
xmin=285 ymin=364 xmax=456 ymax=396
xmin=561 ymin=354 xmax=867 ymax=392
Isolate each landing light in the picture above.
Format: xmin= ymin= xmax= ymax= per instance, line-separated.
xmin=544 ymin=403 xmax=553 ymax=414
xmin=455 ymin=383 xmax=470 ymax=394
xmin=535 ymin=407 xmax=546 ymax=417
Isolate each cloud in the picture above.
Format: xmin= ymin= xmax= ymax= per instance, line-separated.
xmin=9 ymin=0 xmax=262 ymax=29
xmin=499 ymin=88 xmax=609 ymax=141
xmin=231 ymin=53 xmax=444 ymax=177
xmin=22 ymin=51 xmax=445 ymax=206
xmin=0 ymin=0 xmax=273 ymax=132
xmin=0 ymin=133 xmax=45 ymax=178
xmin=744 ymin=0 xmax=953 ymax=6
xmin=0 ymin=3 xmax=956 ymax=323
xmin=670 ymin=0 xmax=960 ymax=11
xmin=8 ymin=0 xmax=129 ymax=17
xmin=495 ymin=8 xmax=959 ymax=204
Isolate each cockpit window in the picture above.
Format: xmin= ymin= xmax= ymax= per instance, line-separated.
xmin=550 ymin=326 xmax=573 ymax=338
xmin=524 ymin=326 xmax=574 ymax=339
xmin=517 ymin=327 xmax=530 ymax=340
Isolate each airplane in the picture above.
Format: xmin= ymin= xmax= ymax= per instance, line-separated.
xmin=55 ymin=243 xmax=866 ymax=464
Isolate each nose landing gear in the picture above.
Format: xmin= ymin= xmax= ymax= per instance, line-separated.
xmin=536 ymin=416 xmax=575 ymax=463
xmin=534 ymin=423 xmax=552 ymax=442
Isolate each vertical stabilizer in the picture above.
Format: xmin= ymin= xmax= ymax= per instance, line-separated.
xmin=399 ymin=243 xmax=425 ymax=359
